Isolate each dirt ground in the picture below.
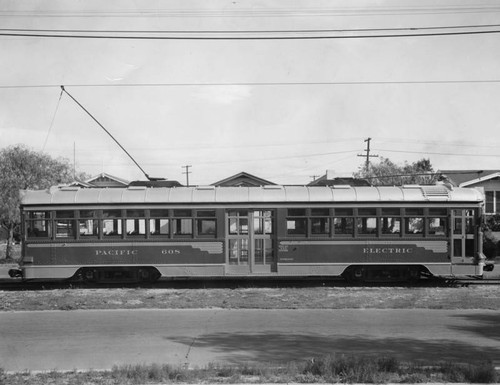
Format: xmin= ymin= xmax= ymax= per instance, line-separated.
xmin=1 ymin=284 xmax=500 ymax=312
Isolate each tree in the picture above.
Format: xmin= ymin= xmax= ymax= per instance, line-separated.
xmin=0 ymin=145 xmax=75 ymax=260
xmin=354 ymin=157 xmax=435 ymax=186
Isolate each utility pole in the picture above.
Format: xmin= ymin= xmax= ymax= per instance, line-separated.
xmin=357 ymin=137 xmax=378 ymax=170
xmin=182 ymin=165 xmax=192 ymax=186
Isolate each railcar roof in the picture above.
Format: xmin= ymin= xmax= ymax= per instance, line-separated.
xmin=19 ymin=184 xmax=484 ymax=206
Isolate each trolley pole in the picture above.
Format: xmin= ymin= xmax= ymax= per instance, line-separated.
xmin=182 ymin=165 xmax=192 ymax=186
xmin=357 ymin=137 xmax=378 ymax=171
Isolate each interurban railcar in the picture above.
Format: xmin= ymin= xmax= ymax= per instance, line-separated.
xmin=14 ymin=184 xmax=489 ymax=282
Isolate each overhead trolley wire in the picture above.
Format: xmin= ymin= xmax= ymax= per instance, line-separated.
xmin=2 ymin=79 xmax=500 ymax=89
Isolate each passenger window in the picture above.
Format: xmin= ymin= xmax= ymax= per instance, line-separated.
xmin=55 ymin=212 xmax=76 ymax=238
xmin=310 ymin=208 xmax=330 ymax=236
xmin=286 ymin=209 xmax=306 ymax=236
xmin=428 ymin=217 xmax=446 ymax=236
xmin=381 ymin=217 xmax=401 ymax=235
xmin=55 ymin=221 xmax=75 ymax=238
xmin=125 ymin=210 xmax=146 ymax=236
xmin=196 ymin=210 xmax=216 ymax=237
xmin=357 ymin=217 xmax=378 ymax=235
xmin=173 ymin=209 xmax=193 ymax=236
xmin=102 ymin=210 xmax=123 ymax=237
xmin=311 ymin=217 xmax=330 ymax=235
xmin=333 ymin=217 xmax=354 ymax=236
xmin=405 ymin=208 xmax=424 ymax=216
xmin=287 ymin=218 xmax=306 ymax=235
xmin=150 ymin=219 xmax=169 ymax=236
xmin=358 ymin=208 xmax=377 ymax=216
xmin=150 ymin=209 xmax=170 ymax=236
xmin=26 ymin=211 xmax=52 ymax=239
xmin=79 ymin=210 xmax=98 ymax=237
xmin=405 ymin=217 xmax=424 ymax=235
xmin=126 ymin=219 xmax=146 ymax=236
xmin=429 ymin=208 xmax=447 ymax=216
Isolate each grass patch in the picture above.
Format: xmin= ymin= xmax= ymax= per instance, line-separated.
xmin=1 ymin=355 xmax=497 ymax=384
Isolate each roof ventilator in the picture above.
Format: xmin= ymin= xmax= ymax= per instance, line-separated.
xmin=420 ymin=185 xmax=450 ymax=200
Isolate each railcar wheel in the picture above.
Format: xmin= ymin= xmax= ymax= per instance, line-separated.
xmin=341 ymin=267 xmax=365 ymax=283
xmin=342 ymin=265 xmax=423 ymax=283
xmin=74 ymin=267 xmax=161 ymax=284
xmin=81 ymin=268 xmax=98 ymax=283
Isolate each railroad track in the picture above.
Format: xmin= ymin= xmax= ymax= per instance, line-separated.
xmin=0 ymin=276 xmax=498 ymax=291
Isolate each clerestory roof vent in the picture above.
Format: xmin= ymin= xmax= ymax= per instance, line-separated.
xmin=420 ymin=185 xmax=450 ymax=200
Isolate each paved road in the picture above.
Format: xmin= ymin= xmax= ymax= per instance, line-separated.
xmin=1 ymin=308 xmax=499 ymax=372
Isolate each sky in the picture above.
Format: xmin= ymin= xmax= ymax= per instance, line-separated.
xmin=1 ymin=0 xmax=500 ymax=185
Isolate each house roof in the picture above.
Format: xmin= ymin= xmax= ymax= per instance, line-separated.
xmin=308 ymin=175 xmax=371 ymax=187
xmin=211 ymin=172 xmax=276 ymax=187
xmin=84 ymin=172 xmax=130 ymax=187
xmin=438 ymin=170 xmax=500 ymax=187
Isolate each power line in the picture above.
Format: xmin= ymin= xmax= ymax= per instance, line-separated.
xmin=3 ymin=23 xmax=500 ymax=34
xmin=69 ymin=149 xmax=361 ymax=167
xmin=1 ymin=5 xmax=500 ymax=18
xmin=377 ymin=137 xmax=500 ymax=150
xmin=375 ymin=148 xmax=500 ymax=157
xmin=2 ymin=79 xmax=500 ymax=90
xmin=2 ymin=27 xmax=500 ymax=39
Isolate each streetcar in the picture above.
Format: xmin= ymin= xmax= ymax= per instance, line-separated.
xmin=11 ymin=183 xmax=491 ymax=283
